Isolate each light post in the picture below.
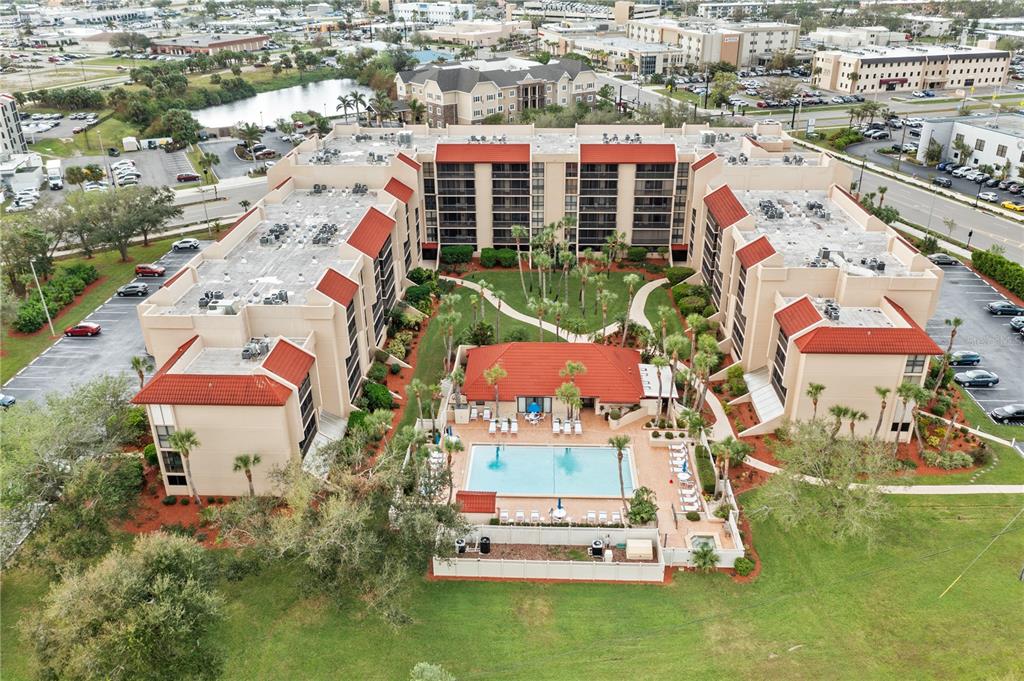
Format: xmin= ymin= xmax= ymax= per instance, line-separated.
xmin=29 ymin=260 xmax=56 ymax=336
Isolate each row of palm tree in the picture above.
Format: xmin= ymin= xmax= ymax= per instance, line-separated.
xmin=163 ymin=429 xmax=262 ymax=503
xmin=335 ymin=90 xmax=396 ymax=127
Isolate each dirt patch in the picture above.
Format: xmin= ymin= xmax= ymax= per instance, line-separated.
xmin=121 ymin=466 xmax=233 ymax=547
xmin=472 ymin=543 xmax=659 ymax=563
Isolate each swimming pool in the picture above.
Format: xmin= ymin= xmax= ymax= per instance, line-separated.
xmin=466 ymin=444 xmax=635 ymax=497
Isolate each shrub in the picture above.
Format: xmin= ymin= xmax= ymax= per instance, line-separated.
xmin=733 ymin=556 xmax=755 ymax=576
xmin=926 ymin=435 xmax=941 ymax=448
xmin=685 ymin=511 xmax=701 ymax=521
xmin=713 ymin=504 xmax=731 ymax=520
xmin=967 ymin=443 xmax=992 ymax=466
xmin=407 ymin=267 xmax=435 ymax=286
xmin=479 ymin=247 xmax=500 ymax=268
xmin=504 ymin=327 xmax=529 ymax=342
xmin=651 ymin=430 xmax=661 ymax=438
xmin=972 ymin=248 xmax=1024 ymax=298
xmin=626 ymin=246 xmax=647 ymax=262
xmin=389 ymin=362 xmax=402 ymax=375
xmin=386 ymin=338 xmax=406 ymax=359
xmin=626 ymin=487 xmax=659 ymax=525
xmin=677 ymin=295 xmax=707 ymax=315
xmin=440 ymin=244 xmax=473 ymax=264
xmin=701 ymin=304 xmax=717 ymax=317
xmin=496 ymin=248 xmax=518 ymax=267
xmin=463 ymin=321 xmax=495 ymax=346
xmin=363 ymin=382 xmax=393 ymax=410
xmin=143 ymin=443 xmax=158 ymax=466
xmin=922 ymin=450 xmax=974 ymax=470
xmin=404 ymin=284 xmax=432 ymax=306
xmin=162 ymin=496 xmax=177 ymax=506
xmin=725 ymin=364 xmax=747 ymax=396
xmin=671 ymin=282 xmax=692 ymax=301
xmin=664 ymin=431 xmax=675 ymax=440
xmin=609 ymin=408 xmax=622 ymax=420
xmin=665 ymin=266 xmax=695 ymax=286
xmin=347 ymin=410 xmax=367 ymax=432
xmin=932 ymin=394 xmax=952 ymax=417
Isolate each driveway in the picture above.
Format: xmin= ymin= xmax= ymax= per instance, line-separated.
xmin=925 ymin=259 xmax=1024 ymax=424
xmin=1 ymin=243 xmax=208 ymax=404
xmin=200 ymin=136 xmax=294 ymax=179
xmin=44 ymin=148 xmax=195 ymax=202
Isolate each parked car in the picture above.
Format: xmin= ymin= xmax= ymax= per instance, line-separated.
xmin=172 ymin=238 xmax=200 ymax=251
xmin=1000 ymin=200 xmax=1024 ymax=211
xmin=1009 ymin=316 xmax=1024 ymax=332
xmin=949 ymin=350 xmax=981 ymax=366
xmin=951 ymin=167 xmax=970 ymax=178
xmin=928 ymin=253 xmax=959 ymax=265
xmin=64 ymin=321 xmax=102 ymax=337
xmin=989 ymin=404 xmax=1024 ymax=424
xmin=998 ymin=179 xmax=1014 ymax=190
xmin=1009 ymin=184 xmax=1023 ymax=194
xmin=945 ymin=164 xmax=961 ymax=174
xmin=107 ymin=147 xmax=120 ymax=157
xmin=978 ymin=191 xmax=999 ymax=202
xmin=135 ymin=263 xmax=166 ymax=276
xmin=986 ymin=301 xmax=1024 ymax=316
xmin=931 ymin=176 xmax=952 ymax=188
xmin=0 ymin=393 xmax=15 ymax=409
xmin=953 ymin=369 xmax=999 ymax=387
xmin=984 ymin=177 xmax=1000 ymax=188
xmin=116 ymin=282 xmax=149 ymax=297
xmin=176 ymin=172 xmax=200 ymax=182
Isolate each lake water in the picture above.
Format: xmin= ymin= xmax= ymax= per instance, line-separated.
xmin=195 ymin=78 xmax=374 ymax=128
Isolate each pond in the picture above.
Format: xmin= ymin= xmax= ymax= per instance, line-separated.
xmin=195 ymin=78 xmax=374 ymax=128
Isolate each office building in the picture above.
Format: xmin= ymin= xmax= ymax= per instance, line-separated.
xmin=1 ymin=93 xmax=28 ymax=160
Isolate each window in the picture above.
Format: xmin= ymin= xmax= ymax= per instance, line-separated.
xmin=996 ymin=144 xmax=1007 ymax=158
xmin=161 ymin=451 xmax=184 ymax=473
xmin=953 ymin=133 xmax=964 ymax=145
xmin=155 ymin=425 xmax=176 ymax=449
xmin=166 ymin=474 xmax=187 ymax=487
xmin=974 ymin=138 xmax=985 ymax=152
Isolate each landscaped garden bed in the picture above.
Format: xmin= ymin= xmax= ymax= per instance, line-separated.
xmin=470 ymin=543 xmax=658 ymax=563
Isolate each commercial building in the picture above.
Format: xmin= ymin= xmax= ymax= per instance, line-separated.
xmin=1 ymin=93 xmax=28 ymax=160
xmin=420 ymin=20 xmax=532 ymax=47
xmin=395 ymin=58 xmax=597 ymax=126
xmin=914 ymin=113 xmax=1024 ymax=178
xmin=150 ymin=33 xmax=269 ymax=55
xmin=901 ymin=14 xmax=952 ymax=38
xmin=976 ymin=17 xmax=1024 ymax=32
xmin=806 ymin=25 xmax=908 ymax=49
xmin=627 ymin=18 xmax=799 ymax=69
xmin=506 ymin=0 xmax=659 ymax=28
xmin=812 ymin=43 xmax=1010 ymax=94
xmin=696 ymin=1 xmax=767 ymax=19
xmin=392 ymin=2 xmax=476 ymax=23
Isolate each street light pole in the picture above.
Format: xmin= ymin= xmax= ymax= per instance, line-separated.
xmin=29 ymin=260 xmax=56 ymax=336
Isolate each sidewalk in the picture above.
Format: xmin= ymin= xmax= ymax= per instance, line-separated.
xmin=896 ymin=221 xmax=972 ymax=258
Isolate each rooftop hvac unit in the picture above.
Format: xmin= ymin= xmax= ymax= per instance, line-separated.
xmin=207 ymin=299 xmax=238 ymax=316
xmin=700 ymin=131 xmax=717 ymax=146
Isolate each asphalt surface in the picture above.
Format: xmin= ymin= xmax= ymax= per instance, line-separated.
xmin=36 ymin=148 xmax=196 ymax=206
xmin=199 ymin=136 xmax=295 ymax=179
xmin=1 ymin=243 xmax=208 ymax=404
xmin=925 ymin=260 xmax=1024 ymax=425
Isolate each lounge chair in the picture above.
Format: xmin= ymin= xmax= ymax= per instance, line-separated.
xmin=482 ymin=408 xmax=492 ymax=421
xmin=470 ymin=407 xmax=478 ymax=420
xmin=562 ymin=420 xmax=572 ymax=435
xmin=611 ymin=512 xmax=621 ymax=524
xmin=510 ymin=420 xmax=519 ymax=434
xmin=574 ymin=419 xmax=582 ymax=435
xmin=515 ymin=510 xmax=526 ymax=524
xmin=488 ymin=419 xmax=497 ymax=435
xmin=586 ymin=511 xmax=597 ymax=524
xmin=598 ymin=511 xmax=608 ymax=524
xmin=499 ymin=510 xmax=509 ymax=524
xmin=552 ymin=417 xmax=561 ymax=434
xmin=530 ymin=510 xmax=540 ymax=523
xmin=682 ymin=503 xmax=700 ymax=513
xmin=500 ymin=419 xmax=509 ymax=434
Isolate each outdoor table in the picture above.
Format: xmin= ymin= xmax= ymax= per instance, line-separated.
xmin=553 ymin=508 xmax=567 ymax=520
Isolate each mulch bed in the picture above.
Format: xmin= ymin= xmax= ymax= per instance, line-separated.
xmin=444 ymin=258 xmax=660 ymax=280
xmin=3 ymin=275 xmax=108 ymax=341
xmin=121 ymin=466 xmax=231 ymax=548
xmin=731 ymin=514 xmax=761 ymax=583
xmin=471 ymin=543 xmax=658 ymax=563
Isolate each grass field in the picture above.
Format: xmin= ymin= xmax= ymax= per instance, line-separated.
xmin=643 ymin=282 xmax=685 ymax=338
xmin=0 ymin=236 xmax=184 ymax=384
xmin=4 ymin=493 xmax=1022 ymax=680
xmin=189 ymin=66 xmax=341 ymax=94
xmin=28 ymin=115 xmax=140 ymax=158
xmin=463 ymin=269 xmax=635 ymax=333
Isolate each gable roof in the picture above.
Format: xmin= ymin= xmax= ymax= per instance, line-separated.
xmin=133 ymin=374 xmax=293 ymax=406
xmin=735 ymin=235 xmax=776 ymax=269
xmin=774 ymin=297 xmax=820 ymax=337
xmin=315 ymin=267 xmax=359 ymax=307
xmin=262 ymin=339 xmax=315 ymax=387
xmin=435 ymin=143 xmax=531 ymax=164
xmin=384 ymin=177 xmax=414 ymax=203
xmin=703 ymin=185 xmax=748 ymax=229
xmin=462 ymin=343 xmax=644 ymax=403
xmin=456 ymin=490 xmax=497 ymax=513
xmin=579 ymin=143 xmax=677 ymax=164
xmin=690 ymin=152 xmax=717 ymax=171
xmin=347 ymin=207 xmax=396 ymax=258
xmin=397 ymin=152 xmax=421 ymax=170
xmin=397 ymin=59 xmax=591 ymax=93
xmin=793 ymin=326 xmax=942 ymax=356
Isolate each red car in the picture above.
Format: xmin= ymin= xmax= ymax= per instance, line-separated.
xmin=176 ymin=172 xmax=200 ymax=183
xmin=64 ymin=322 xmax=101 ymax=337
xmin=135 ymin=263 xmax=166 ymax=276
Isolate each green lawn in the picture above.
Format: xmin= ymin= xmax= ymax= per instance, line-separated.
xmin=28 ymin=114 xmax=140 ymax=158
xmin=463 ymin=269 xmax=636 ymax=333
xmin=656 ymin=87 xmax=700 ymax=105
xmin=189 ymin=66 xmax=341 ymax=95
xmin=1 ymin=236 xmax=188 ymax=384
xmin=184 ymin=146 xmax=219 ymax=188
xmin=643 ymin=282 xmax=684 ymax=338
xmin=5 ymin=493 xmax=1022 ymax=680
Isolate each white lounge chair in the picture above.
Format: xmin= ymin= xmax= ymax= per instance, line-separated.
xmin=515 ymin=510 xmax=526 ymax=524
xmin=510 ymin=420 xmax=519 ymax=434
xmin=482 ymin=408 xmax=492 ymax=421
xmin=573 ymin=419 xmax=582 ymax=435
xmin=598 ymin=511 xmax=608 ymax=524
xmin=552 ymin=418 xmax=561 ymax=434
xmin=682 ymin=503 xmax=700 ymax=513
xmin=586 ymin=511 xmax=597 ymax=524
xmin=611 ymin=512 xmax=621 ymax=524
xmin=530 ymin=510 xmax=540 ymax=523
xmin=563 ymin=420 xmax=572 ymax=435
xmin=500 ymin=419 xmax=509 ymax=434
xmin=488 ymin=419 xmax=497 ymax=435
xmin=499 ymin=510 xmax=509 ymax=524
xmin=470 ymin=407 xmax=478 ymax=420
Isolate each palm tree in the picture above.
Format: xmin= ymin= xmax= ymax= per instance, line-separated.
xmin=335 ymin=92 xmax=351 ymax=119
xmin=511 ymin=225 xmax=529 ymax=297
xmin=907 ymin=384 xmax=929 ymax=451
xmin=527 ymin=297 xmax=549 ymax=342
xmin=692 ymin=544 xmax=719 ymax=573
xmin=828 ymin=405 xmax=851 ymax=437
xmin=684 ymin=410 xmax=710 ymax=443
xmin=550 ymin=300 xmax=569 ymax=341
xmin=559 ymin=360 xmax=587 ymax=385
xmin=877 ymin=185 xmax=888 ymax=208
xmin=555 ymin=381 xmax=581 ymax=423
xmin=232 ymin=454 xmax=262 ymax=497
xmin=651 ymin=355 xmax=670 ymax=420
xmin=872 ymin=386 xmax=891 ymax=439
xmin=443 ymin=437 xmax=463 ymax=503
xmin=664 ymin=333 xmax=691 ymax=420
xmin=893 ymin=381 xmax=917 ymax=454
xmin=608 ymin=435 xmax=632 ymax=525
xmin=167 ymin=429 xmax=202 ymax=506
xmin=408 ymin=97 xmax=426 ymax=124
xmin=848 ymin=410 xmax=868 ymax=438
xmin=573 ymin=261 xmax=594 ymax=311
xmin=235 ymin=122 xmax=263 ymax=157
xmin=806 ymin=382 xmax=826 ymax=419
xmin=492 ymin=290 xmax=506 ymax=341
xmin=657 ymin=306 xmax=673 ymax=353
xmin=130 ymin=355 xmax=153 ymax=390
xmin=932 ymin=317 xmax=962 ymax=398
xmin=350 ymin=91 xmax=367 ymax=123
xmin=693 ymin=351 xmax=716 ymax=414
xmin=407 ymin=378 xmax=427 ymax=425
xmin=196 ymin=151 xmax=220 ymax=185
xmin=371 ymin=90 xmax=391 ymax=127
xmin=620 ymin=273 xmax=642 ymax=348
xmin=483 ymin=364 xmax=507 ymax=419
xmin=239 ymin=199 xmax=251 ymax=211
xmin=597 ymin=289 xmax=617 ymax=340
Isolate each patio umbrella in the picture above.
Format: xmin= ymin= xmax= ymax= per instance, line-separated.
xmin=527 ymin=402 xmax=541 ymax=414
xmin=681 ymin=460 xmax=688 ymax=473
xmin=557 ymin=497 xmax=563 ymax=510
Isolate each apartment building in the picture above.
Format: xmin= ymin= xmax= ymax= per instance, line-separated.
xmin=1 ymin=93 xmax=28 ymax=160
xmin=150 ymin=33 xmax=269 ymax=55
xmin=395 ymin=58 xmax=598 ymax=126
xmin=901 ymin=14 xmax=952 ymax=38
xmin=696 ymin=1 xmax=767 ymax=19
xmin=627 ymin=18 xmax=799 ymax=69
xmin=507 ymin=0 xmax=659 ymax=27
xmin=915 ymin=113 xmax=1024 ymax=177
xmin=806 ymin=25 xmax=908 ymax=49
xmin=392 ymin=2 xmax=476 ymax=23
xmin=812 ymin=44 xmax=1010 ymax=94
xmin=420 ymin=20 xmax=532 ymax=47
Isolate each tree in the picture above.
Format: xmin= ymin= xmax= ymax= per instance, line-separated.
xmin=872 ymin=386 xmax=890 ymax=439
xmin=749 ymin=420 xmax=897 ymax=544
xmin=483 ymin=364 xmax=507 ymax=419
xmin=109 ymin=31 xmax=151 ymax=52
xmin=933 ymin=318 xmax=962 ymax=398
xmin=130 ymin=355 xmax=153 ymax=390
xmin=438 ymin=294 xmax=462 ymax=371
xmin=239 ymin=199 xmax=251 ymax=211
xmin=71 ymin=185 xmax=182 ymax=256
xmin=196 ymin=150 xmax=220 ymax=182
xmin=408 ymin=98 xmax=426 ymax=124
xmin=651 ymin=355 xmax=670 ymax=420
xmin=510 ymin=224 xmax=529 ymax=297
xmin=559 ymin=359 xmax=587 ymax=386
xmin=608 ymin=435 xmax=632 ymax=524
xmin=442 ymin=437 xmax=463 ymax=503
xmin=761 ymin=77 xmax=800 ymax=104
xmin=709 ymin=71 xmax=740 ymax=108
xmin=691 ymin=544 xmax=720 ymax=573
xmin=350 ymin=91 xmax=367 ymax=123
xmin=597 ymin=289 xmax=617 ymax=339
xmin=167 ymin=428 xmax=202 ymax=506
xmin=232 ymin=454 xmax=262 ymax=497
xmin=527 ymin=297 xmax=550 ymax=342
xmin=828 ymin=404 xmax=851 ymax=438
xmin=848 ymin=410 xmax=868 ymax=438
xmin=27 ymin=532 xmax=223 ymax=681
xmin=892 ymin=381 xmax=918 ymax=454
xmin=620 ymin=273 xmax=642 ymax=347
xmin=371 ymin=90 xmax=393 ymax=127
xmin=0 ymin=214 xmax=55 ymax=297
xmin=925 ymin=137 xmax=943 ymax=165
xmin=555 ymin=381 xmax=581 ymax=423
xmin=692 ymin=351 xmax=717 ymax=414
xmin=151 ymin=108 xmax=201 ymax=144
xmin=805 ymin=382 xmax=826 ymax=419
xmin=952 ymin=137 xmax=973 ymax=164
xmin=235 ymin=121 xmax=263 ymax=154
xmin=877 ymin=185 xmax=888 ymax=208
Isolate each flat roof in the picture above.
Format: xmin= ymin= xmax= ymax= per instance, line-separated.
xmin=179 ymin=337 xmax=311 ymax=375
xmin=151 ymin=33 xmax=267 ymax=47
xmin=736 ymin=189 xmax=909 ymax=276
xmin=163 ymin=189 xmax=373 ymax=314
xmin=783 ymin=296 xmax=895 ymax=328
xmin=821 ymin=44 xmax=1008 ymax=60
xmin=931 ymin=112 xmax=1024 ymax=140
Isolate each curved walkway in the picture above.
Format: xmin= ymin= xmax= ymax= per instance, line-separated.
xmin=629 ymin=278 xmax=667 ymax=331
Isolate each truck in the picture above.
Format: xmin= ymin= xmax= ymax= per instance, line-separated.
xmin=45 ymin=159 xmax=63 ymax=190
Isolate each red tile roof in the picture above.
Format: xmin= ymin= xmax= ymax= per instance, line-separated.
xmin=133 ymin=374 xmax=293 ymax=406
xmin=397 ymin=152 xmax=421 ymax=170
xmin=735 ymin=235 xmax=776 ymax=268
xmin=435 ymin=143 xmax=530 ymax=164
xmin=384 ymin=177 xmax=414 ymax=203
xmin=794 ymin=326 xmax=942 ymax=356
xmin=272 ymin=176 xmax=291 ymax=190
xmin=347 ymin=207 xmax=396 ymax=258
xmin=703 ymin=185 xmax=748 ymax=228
xmin=456 ymin=490 xmax=496 ymax=513
xmin=154 ymin=335 xmax=199 ymax=377
xmin=262 ymin=339 xmax=315 ymax=387
xmin=579 ymin=143 xmax=677 ymax=164
xmin=315 ymin=267 xmax=359 ymax=307
xmin=690 ymin=152 xmax=717 ymax=171
xmin=462 ymin=343 xmax=643 ymax=403
xmin=774 ymin=297 xmax=820 ymax=337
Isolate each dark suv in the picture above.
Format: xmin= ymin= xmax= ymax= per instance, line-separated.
xmin=932 ymin=176 xmax=952 ymax=188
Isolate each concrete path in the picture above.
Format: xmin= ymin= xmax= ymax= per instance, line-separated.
xmin=629 ymin=278 xmax=667 ymax=331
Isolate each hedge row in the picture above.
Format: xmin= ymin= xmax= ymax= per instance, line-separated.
xmin=479 ymin=247 xmax=518 ymax=268
xmin=13 ymin=263 xmax=100 ymax=333
xmin=972 ymin=250 xmax=1024 ymax=299
xmin=440 ymin=245 xmax=473 ymax=264
xmin=665 ymin=266 xmax=695 ymax=286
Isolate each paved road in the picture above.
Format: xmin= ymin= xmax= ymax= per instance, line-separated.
xmin=1 ymin=244 xmax=208 ymax=404
xmin=199 ymin=136 xmax=295 ymax=179
xmin=175 ymin=181 xmax=267 ymax=226
xmin=925 ymin=260 xmax=1024 ymax=423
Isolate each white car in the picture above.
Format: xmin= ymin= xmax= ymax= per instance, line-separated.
xmin=16 ymin=189 xmax=41 ymax=200
xmin=1015 ymin=84 xmax=1024 ymax=91
xmin=951 ymin=167 xmax=971 ymax=178
xmin=912 ymin=90 xmax=926 ymax=98
xmin=5 ymin=202 xmax=33 ymax=212
xmin=172 ymin=238 xmax=200 ymax=251
xmin=901 ymin=143 xmax=918 ymax=153
xmin=110 ymin=160 xmax=137 ymax=170
xmin=978 ymin=191 xmax=999 ymax=202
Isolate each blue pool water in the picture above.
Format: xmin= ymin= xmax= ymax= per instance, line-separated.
xmin=467 ymin=444 xmax=634 ymax=497
xmin=411 ymin=49 xmax=455 ymax=63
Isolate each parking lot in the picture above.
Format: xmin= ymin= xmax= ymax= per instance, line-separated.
xmin=926 ymin=260 xmax=1024 ymax=424
xmin=200 ymin=135 xmax=294 ymax=179
xmin=1 ymin=243 xmax=208 ymax=404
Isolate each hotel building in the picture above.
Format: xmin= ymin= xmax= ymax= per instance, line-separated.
xmin=626 ymin=18 xmax=799 ymax=69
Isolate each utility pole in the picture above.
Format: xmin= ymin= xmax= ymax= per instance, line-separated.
xmin=29 ymin=260 xmax=56 ymax=336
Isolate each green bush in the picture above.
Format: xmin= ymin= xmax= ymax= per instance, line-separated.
xmin=404 ymin=284 xmax=433 ymax=306
xmin=701 ymin=304 xmax=717 ymax=317
xmin=608 ymin=408 xmax=622 ymax=420
xmin=389 ymin=362 xmax=402 ymax=375
xmin=504 ymin=328 xmax=529 ymax=342
xmin=386 ymin=338 xmax=407 ymax=360
xmin=363 ymin=382 xmax=393 ymax=411
xmin=922 ymin=449 xmax=974 ymax=470
xmin=12 ymin=264 xmax=102 ymax=333
xmin=495 ymin=248 xmax=518 ymax=268
xmin=367 ymin=362 xmax=388 ymax=384
xmin=347 ymin=409 xmax=367 ymax=432
xmin=664 ymin=431 xmax=675 ymax=440
xmin=733 ymin=556 xmax=755 ymax=576
xmin=665 ymin=266 xmax=695 ymax=286
xmin=685 ymin=511 xmax=701 ymax=521
xmin=671 ymin=282 xmax=692 ymax=302
xmin=180 ymin=497 xmax=191 ymax=505
xmin=440 ymin=245 xmax=473 ymax=264
xmin=479 ymin=248 xmax=500 ymax=268
xmin=725 ymin=364 xmax=748 ymax=396
xmin=626 ymin=487 xmax=658 ymax=525
xmin=713 ymin=504 xmax=731 ymax=519
xmin=626 ymin=246 xmax=647 ymax=262
xmin=407 ymin=267 xmax=436 ymax=286
xmin=677 ymin=295 xmax=707 ymax=315
xmin=161 ymin=496 xmax=177 ymax=506
xmin=972 ymin=249 xmax=1024 ymax=298
xmin=143 ymin=443 xmax=158 ymax=466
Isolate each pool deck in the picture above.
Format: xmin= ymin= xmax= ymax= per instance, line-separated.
xmin=449 ymin=410 xmax=736 ymax=551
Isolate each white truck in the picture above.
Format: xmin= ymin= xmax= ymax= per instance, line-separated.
xmin=45 ymin=159 xmax=63 ymax=190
